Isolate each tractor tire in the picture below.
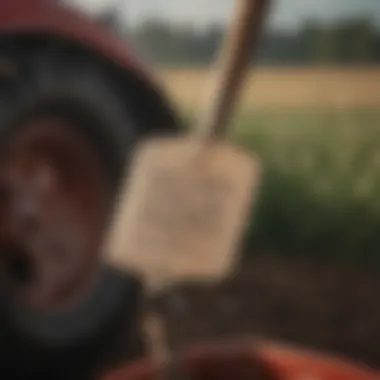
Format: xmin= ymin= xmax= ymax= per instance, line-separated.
xmin=0 ymin=36 xmax=176 ymax=379
xmin=1 ymin=268 xmax=146 ymax=380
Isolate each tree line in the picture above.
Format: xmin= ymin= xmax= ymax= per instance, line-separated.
xmin=98 ymin=11 xmax=380 ymax=66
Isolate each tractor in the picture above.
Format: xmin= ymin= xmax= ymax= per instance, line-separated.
xmin=0 ymin=1 xmax=378 ymax=379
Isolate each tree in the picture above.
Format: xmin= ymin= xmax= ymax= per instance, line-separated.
xmin=350 ymin=20 xmax=377 ymax=63
xmin=122 ymin=17 xmax=380 ymax=67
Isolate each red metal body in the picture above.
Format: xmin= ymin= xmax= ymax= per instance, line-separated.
xmin=0 ymin=0 xmax=151 ymax=83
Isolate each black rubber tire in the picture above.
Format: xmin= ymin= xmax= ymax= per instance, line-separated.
xmin=1 ymin=268 xmax=146 ymax=380
xmin=0 ymin=39 xmax=137 ymax=189
xmin=0 ymin=36 xmax=173 ymax=379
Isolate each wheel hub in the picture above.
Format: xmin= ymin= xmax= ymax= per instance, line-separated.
xmin=0 ymin=116 xmax=110 ymax=312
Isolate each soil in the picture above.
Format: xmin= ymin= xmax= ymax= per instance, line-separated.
xmin=155 ymin=255 xmax=380 ymax=368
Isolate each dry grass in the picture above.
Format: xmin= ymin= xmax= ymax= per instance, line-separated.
xmin=156 ymin=67 xmax=380 ymax=111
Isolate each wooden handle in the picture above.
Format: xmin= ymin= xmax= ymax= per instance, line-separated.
xmin=144 ymin=313 xmax=190 ymax=380
xmin=197 ymin=0 xmax=270 ymax=140
xmin=144 ymin=314 xmax=171 ymax=369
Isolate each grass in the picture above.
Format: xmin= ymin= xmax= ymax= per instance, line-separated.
xmin=231 ymin=109 xmax=380 ymax=264
xmin=183 ymin=108 xmax=380 ymax=265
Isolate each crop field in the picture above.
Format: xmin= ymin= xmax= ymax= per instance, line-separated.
xmin=157 ymin=67 xmax=380 ymax=111
xmin=154 ymin=67 xmax=380 ymax=367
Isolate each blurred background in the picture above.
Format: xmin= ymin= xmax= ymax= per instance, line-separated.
xmin=69 ymin=0 xmax=380 ymax=367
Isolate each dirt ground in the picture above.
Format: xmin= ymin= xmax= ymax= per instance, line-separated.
xmin=155 ymin=255 xmax=380 ymax=368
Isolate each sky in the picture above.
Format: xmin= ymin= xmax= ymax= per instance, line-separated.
xmin=66 ymin=0 xmax=380 ymax=30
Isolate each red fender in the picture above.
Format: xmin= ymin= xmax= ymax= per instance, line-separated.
xmin=0 ymin=0 xmax=157 ymax=89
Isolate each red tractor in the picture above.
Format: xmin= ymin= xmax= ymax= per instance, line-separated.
xmin=0 ymin=1 xmax=378 ymax=380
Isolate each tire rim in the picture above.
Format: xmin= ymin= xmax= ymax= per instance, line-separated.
xmin=0 ymin=114 xmax=111 ymax=312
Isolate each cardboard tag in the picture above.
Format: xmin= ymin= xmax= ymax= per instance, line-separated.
xmin=104 ymin=137 xmax=260 ymax=292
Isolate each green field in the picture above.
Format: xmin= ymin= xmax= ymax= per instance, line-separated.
xmin=215 ymin=109 xmax=380 ymax=264
xmin=160 ymin=68 xmax=380 ymax=264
